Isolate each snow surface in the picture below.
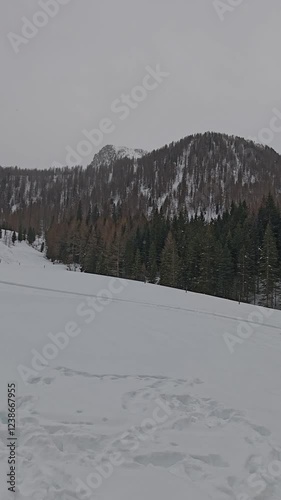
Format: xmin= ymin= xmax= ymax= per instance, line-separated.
xmin=0 ymin=237 xmax=281 ymax=499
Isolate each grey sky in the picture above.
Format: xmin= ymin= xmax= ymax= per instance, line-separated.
xmin=1 ymin=0 xmax=281 ymax=169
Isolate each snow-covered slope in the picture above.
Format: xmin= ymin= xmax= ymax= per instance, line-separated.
xmin=0 ymin=233 xmax=48 ymax=268
xmin=3 ymin=133 xmax=281 ymax=228
xmin=0 ymin=240 xmax=281 ymax=499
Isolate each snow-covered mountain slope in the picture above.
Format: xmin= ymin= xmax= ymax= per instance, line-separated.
xmin=3 ymin=132 xmax=281 ymax=230
xmin=0 ymin=241 xmax=281 ymax=499
xmin=0 ymin=233 xmax=48 ymax=269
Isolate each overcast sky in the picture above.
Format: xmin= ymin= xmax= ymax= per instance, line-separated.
xmin=1 ymin=0 xmax=281 ymax=169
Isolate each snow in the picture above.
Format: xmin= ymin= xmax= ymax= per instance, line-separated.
xmin=0 ymin=238 xmax=281 ymax=499
xmin=113 ymin=146 xmax=147 ymax=160
xmin=91 ymin=145 xmax=147 ymax=168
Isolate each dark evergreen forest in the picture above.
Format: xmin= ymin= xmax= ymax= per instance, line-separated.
xmin=36 ymin=194 xmax=281 ymax=309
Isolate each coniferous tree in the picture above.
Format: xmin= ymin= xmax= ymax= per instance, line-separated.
xmin=83 ymin=228 xmax=97 ymax=274
xmin=237 ymin=231 xmax=255 ymax=303
xmin=133 ymin=248 xmax=143 ymax=281
xmin=96 ymin=238 xmax=109 ymax=276
xmin=197 ymin=225 xmax=216 ymax=295
xmin=27 ymin=227 xmax=35 ymax=245
xmin=215 ymin=243 xmax=234 ymax=299
xmin=186 ymin=229 xmax=201 ymax=292
xmin=160 ymin=232 xmax=179 ymax=287
xmin=109 ymin=234 xmax=124 ymax=278
xmin=148 ymin=242 xmax=158 ymax=284
xmin=41 ymin=196 xmax=281 ymax=309
xmin=259 ymin=224 xmax=279 ymax=308
xmin=123 ymin=240 xmax=135 ymax=278
xmin=18 ymin=224 xmax=23 ymax=242
xmin=76 ymin=200 xmax=83 ymax=223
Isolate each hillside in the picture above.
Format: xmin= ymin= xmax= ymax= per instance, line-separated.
xmin=2 ymin=132 xmax=281 ymax=232
xmin=0 ymin=239 xmax=281 ymax=499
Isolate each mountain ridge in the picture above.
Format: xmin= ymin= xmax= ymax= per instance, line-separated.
xmin=1 ymin=131 xmax=281 ymax=230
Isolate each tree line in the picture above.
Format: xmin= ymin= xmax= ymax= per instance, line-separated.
xmin=0 ymin=224 xmax=37 ymax=245
xmin=45 ymin=194 xmax=281 ymax=309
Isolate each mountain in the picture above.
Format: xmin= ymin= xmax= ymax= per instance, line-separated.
xmin=1 ymin=237 xmax=281 ymax=499
xmin=90 ymin=145 xmax=147 ymax=168
xmin=1 ymin=131 xmax=281 ymax=230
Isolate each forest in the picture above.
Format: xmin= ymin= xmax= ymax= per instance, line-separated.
xmin=35 ymin=193 xmax=281 ymax=309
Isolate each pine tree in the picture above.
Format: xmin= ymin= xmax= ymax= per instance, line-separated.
xmin=133 ymin=248 xmax=143 ymax=281
xmin=259 ymin=224 xmax=279 ymax=308
xmin=27 ymin=227 xmax=35 ymax=245
xmin=214 ymin=242 xmax=233 ymax=299
xmin=186 ymin=231 xmax=201 ymax=292
xmin=76 ymin=200 xmax=83 ymax=223
xmin=109 ymin=235 xmax=124 ymax=278
xmin=160 ymin=232 xmax=179 ymax=287
xmin=82 ymin=228 xmax=97 ymax=273
xmin=237 ymin=231 xmax=255 ymax=303
xmin=148 ymin=242 xmax=158 ymax=283
xmin=197 ymin=225 xmax=216 ymax=295
xmin=18 ymin=225 xmax=23 ymax=242
xmin=123 ymin=240 xmax=135 ymax=279
xmin=96 ymin=238 xmax=109 ymax=276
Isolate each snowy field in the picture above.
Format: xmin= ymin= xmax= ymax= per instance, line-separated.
xmin=0 ymin=236 xmax=281 ymax=499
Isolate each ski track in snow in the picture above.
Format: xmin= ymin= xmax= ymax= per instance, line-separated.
xmin=1 ymin=278 xmax=281 ymax=334
xmin=0 ymin=237 xmax=281 ymax=499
